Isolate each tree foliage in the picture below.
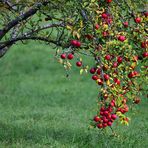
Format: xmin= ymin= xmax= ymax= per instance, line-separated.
xmin=0 ymin=0 xmax=147 ymax=130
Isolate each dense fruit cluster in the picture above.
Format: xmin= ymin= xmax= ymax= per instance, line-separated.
xmin=94 ymin=106 xmax=117 ymax=129
xmin=58 ymin=0 xmax=147 ymax=130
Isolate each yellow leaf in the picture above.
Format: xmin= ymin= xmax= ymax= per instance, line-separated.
xmin=73 ymin=31 xmax=81 ymax=39
xmin=80 ymin=58 xmax=82 ymax=61
xmin=80 ymin=69 xmax=84 ymax=75
xmin=57 ymin=59 xmax=63 ymax=64
xmin=80 ymin=20 xmax=83 ymax=28
xmin=66 ymin=25 xmax=73 ymax=30
xmin=106 ymin=80 xmax=110 ymax=86
xmin=116 ymin=111 xmax=122 ymax=117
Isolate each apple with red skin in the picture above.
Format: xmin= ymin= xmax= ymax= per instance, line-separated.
xmin=103 ymin=117 xmax=108 ymax=123
xmin=134 ymin=17 xmax=141 ymax=23
xmin=107 ymin=121 xmax=112 ymax=126
xmin=110 ymin=102 xmax=115 ymax=107
xmin=90 ymin=68 xmax=96 ymax=74
xmin=100 ymin=107 xmax=105 ymax=112
xmin=100 ymin=111 xmax=104 ymax=116
xmin=105 ymin=54 xmax=111 ymax=60
xmin=118 ymin=35 xmax=126 ymax=42
xmin=141 ymin=42 xmax=147 ymax=48
xmin=60 ymin=53 xmax=66 ymax=59
xmin=111 ymin=114 xmax=117 ymax=120
xmin=117 ymin=56 xmax=123 ymax=63
xmin=112 ymin=62 xmax=118 ymax=68
xmin=107 ymin=107 xmax=113 ymax=112
xmin=133 ymin=71 xmax=139 ymax=76
xmin=110 ymin=100 xmax=115 ymax=108
xmin=123 ymin=22 xmax=128 ymax=27
xmin=102 ymin=31 xmax=109 ymax=37
xmin=102 ymin=13 xmax=108 ymax=19
xmin=143 ymin=52 xmax=148 ymax=58
xmin=98 ymin=78 xmax=103 ymax=85
xmin=106 ymin=0 xmax=112 ymax=3
xmin=95 ymin=24 xmax=99 ymax=30
xmin=102 ymin=123 xmax=108 ymax=128
xmin=114 ymin=78 xmax=120 ymax=85
xmin=67 ymin=53 xmax=74 ymax=60
xmin=94 ymin=116 xmax=101 ymax=122
xmin=97 ymin=68 xmax=101 ymax=75
xmin=104 ymin=74 xmax=110 ymax=80
xmin=106 ymin=114 xmax=111 ymax=120
xmin=104 ymin=111 xmax=109 ymax=116
xmin=144 ymin=12 xmax=148 ymax=17
xmin=70 ymin=40 xmax=81 ymax=48
xmin=76 ymin=41 xmax=81 ymax=47
xmin=70 ymin=40 xmax=77 ymax=46
xmin=128 ymin=72 xmax=136 ymax=78
xmin=97 ymin=124 xmax=103 ymax=129
xmin=76 ymin=61 xmax=82 ymax=67
xmin=92 ymin=75 xmax=98 ymax=80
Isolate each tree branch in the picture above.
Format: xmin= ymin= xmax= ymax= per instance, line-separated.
xmin=0 ymin=1 xmax=50 ymax=40
xmin=0 ymin=35 xmax=69 ymax=58
xmin=23 ymin=22 xmax=65 ymax=37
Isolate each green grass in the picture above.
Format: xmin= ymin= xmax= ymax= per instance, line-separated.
xmin=0 ymin=42 xmax=148 ymax=148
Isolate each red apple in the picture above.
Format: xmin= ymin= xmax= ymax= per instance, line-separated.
xmin=76 ymin=61 xmax=82 ymax=67
xmin=117 ymin=56 xmax=123 ymax=63
xmin=144 ymin=12 xmax=148 ymax=17
xmin=123 ymin=21 xmax=128 ymax=27
xmin=67 ymin=53 xmax=74 ymax=60
xmin=102 ymin=13 xmax=108 ymax=19
xmin=92 ymin=75 xmax=98 ymax=80
xmin=106 ymin=0 xmax=112 ymax=3
xmin=107 ymin=121 xmax=112 ymax=126
xmin=94 ymin=116 xmax=101 ymax=122
xmin=105 ymin=54 xmax=111 ymax=60
xmin=114 ymin=78 xmax=120 ymax=85
xmin=113 ymin=62 xmax=118 ymax=68
xmin=102 ymin=31 xmax=109 ymax=37
xmin=60 ymin=53 xmax=66 ymax=59
xmin=95 ymin=24 xmax=99 ymax=30
xmin=90 ymin=68 xmax=96 ymax=74
xmin=143 ymin=52 xmax=148 ymax=58
xmin=97 ymin=68 xmax=101 ymax=75
xmin=104 ymin=74 xmax=110 ymax=80
xmin=134 ymin=17 xmax=141 ymax=23
xmin=141 ymin=42 xmax=147 ymax=48
xmin=111 ymin=114 xmax=117 ymax=120
xmin=70 ymin=40 xmax=81 ymax=47
xmin=118 ymin=35 xmax=126 ymax=42
xmin=97 ymin=124 xmax=103 ymax=128
xmin=102 ymin=123 xmax=108 ymax=128
xmin=98 ymin=78 xmax=103 ymax=85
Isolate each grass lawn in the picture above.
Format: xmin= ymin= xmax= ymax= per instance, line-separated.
xmin=0 ymin=42 xmax=147 ymax=148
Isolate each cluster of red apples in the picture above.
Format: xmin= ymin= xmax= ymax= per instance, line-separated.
xmin=59 ymin=0 xmax=147 ymax=130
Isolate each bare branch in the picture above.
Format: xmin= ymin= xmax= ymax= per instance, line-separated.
xmin=0 ymin=1 xmax=50 ymax=40
xmin=23 ymin=22 xmax=65 ymax=37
